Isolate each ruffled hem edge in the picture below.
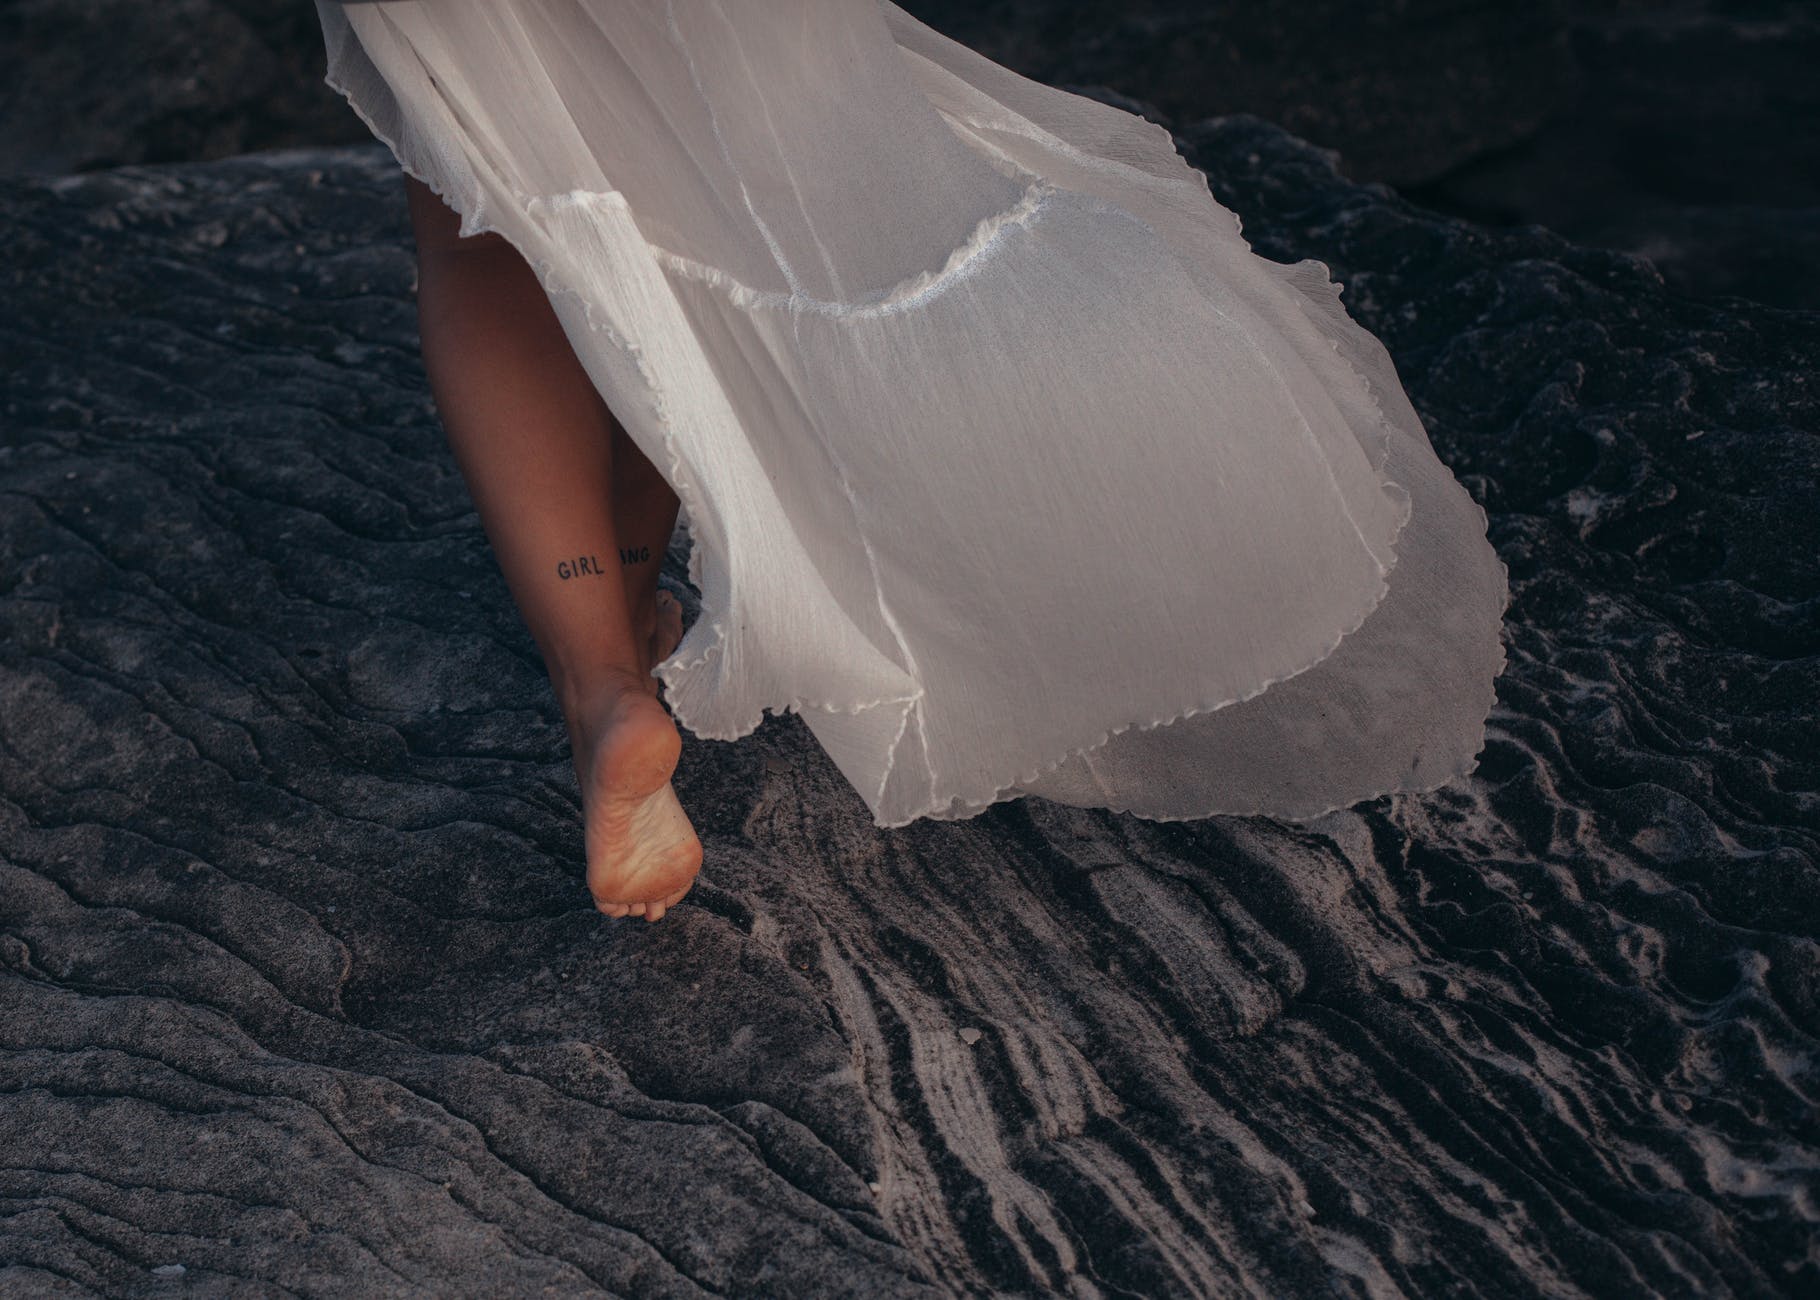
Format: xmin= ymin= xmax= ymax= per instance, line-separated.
xmin=844 ymin=130 xmax=1511 ymax=828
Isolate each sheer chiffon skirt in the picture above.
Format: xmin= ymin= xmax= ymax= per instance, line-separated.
xmin=313 ymin=0 xmax=1509 ymax=827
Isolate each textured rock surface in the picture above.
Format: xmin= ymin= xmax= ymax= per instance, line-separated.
xmin=1405 ymin=0 xmax=1820 ymax=310
xmin=1 ymin=122 xmax=1815 ymax=1296
xmin=0 ymin=0 xmax=371 ymax=174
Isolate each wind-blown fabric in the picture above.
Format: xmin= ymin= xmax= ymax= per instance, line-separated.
xmin=313 ymin=0 xmax=1509 ymax=827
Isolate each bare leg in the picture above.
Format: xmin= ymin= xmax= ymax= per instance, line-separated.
xmin=404 ymin=174 xmax=698 ymax=921
xmin=612 ymin=417 xmax=685 ymax=679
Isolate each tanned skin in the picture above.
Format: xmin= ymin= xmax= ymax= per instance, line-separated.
xmin=404 ymin=173 xmax=700 ymax=921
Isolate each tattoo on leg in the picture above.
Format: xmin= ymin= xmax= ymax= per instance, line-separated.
xmin=555 ymin=546 xmax=651 ymax=580
xmin=556 ymin=554 xmax=606 ymax=580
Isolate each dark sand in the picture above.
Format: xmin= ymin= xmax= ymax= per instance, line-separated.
xmin=1 ymin=115 xmax=1813 ymax=1294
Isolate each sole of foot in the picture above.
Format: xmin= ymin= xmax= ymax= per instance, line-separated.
xmin=574 ymin=671 xmax=702 ymax=923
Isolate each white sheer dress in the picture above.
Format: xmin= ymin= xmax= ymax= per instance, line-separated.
xmin=313 ymin=0 xmax=1509 ymax=827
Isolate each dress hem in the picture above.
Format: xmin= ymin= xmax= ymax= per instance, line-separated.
xmin=320 ymin=30 xmax=1500 ymax=830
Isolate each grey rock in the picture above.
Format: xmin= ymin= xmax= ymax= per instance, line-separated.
xmin=0 ymin=0 xmax=373 ymax=175
xmin=0 ymin=123 xmax=1815 ymax=1295
xmin=1405 ymin=0 xmax=1820 ymax=309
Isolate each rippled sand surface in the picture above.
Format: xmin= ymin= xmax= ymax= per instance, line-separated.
xmin=1 ymin=119 xmax=1813 ymax=1295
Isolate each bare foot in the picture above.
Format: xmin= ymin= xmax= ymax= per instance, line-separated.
xmin=567 ymin=670 xmax=702 ymax=921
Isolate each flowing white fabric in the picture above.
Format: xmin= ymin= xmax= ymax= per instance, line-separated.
xmin=313 ymin=0 xmax=1509 ymax=827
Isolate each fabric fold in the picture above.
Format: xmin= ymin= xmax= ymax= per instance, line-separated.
xmin=314 ymin=0 xmax=1507 ymax=827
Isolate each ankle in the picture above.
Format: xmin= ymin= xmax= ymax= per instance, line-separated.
xmin=625 ymin=575 xmax=660 ymax=631
xmin=627 ymin=593 xmax=658 ymax=646
xmin=556 ymin=662 xmax=653 ymax=722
